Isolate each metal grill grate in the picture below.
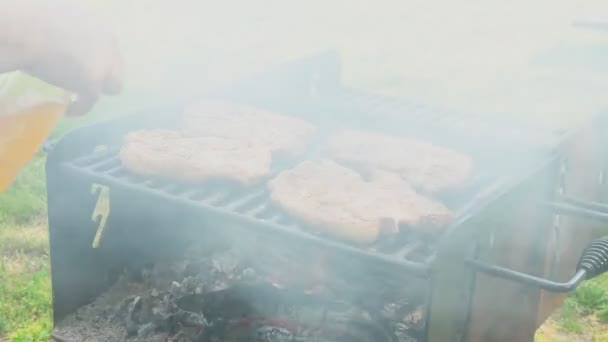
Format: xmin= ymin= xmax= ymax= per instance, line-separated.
xmin=65 ymin=149 xmax=440 ymax=275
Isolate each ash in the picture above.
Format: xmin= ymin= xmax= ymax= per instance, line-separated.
xmin=53 ymin=242 xmax=423 ymax=342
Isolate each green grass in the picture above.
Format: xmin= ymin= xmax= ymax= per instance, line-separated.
xmin=555 ymin=273 xmax=608 ymax=335
xmin=0 ymin=263 xmax=52 ymax=342
xmin=573 ymin=280 xmax=608 ymax=314
xmin=0 ymin=156 xmax=47 ymax=227
xmin=0 ymin=155 xmax=52 ymax=341
xmin=0 ymin=225 xmax=52 ymax=342
xmin=558 ymin=297 xmax=584 ymax=333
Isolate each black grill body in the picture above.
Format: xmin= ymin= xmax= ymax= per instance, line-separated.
xmin=46 ymin=51 xmax=587 ymax=341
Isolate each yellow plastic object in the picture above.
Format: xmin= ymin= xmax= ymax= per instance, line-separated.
xmin=0 ymin=102 xmax=65 ymax=191
xmin=0 ymin=72 xmax=70 ymax=192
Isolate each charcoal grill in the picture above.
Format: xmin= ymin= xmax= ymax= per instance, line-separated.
xmin=46 ymin=51 xmax=608 ymax=342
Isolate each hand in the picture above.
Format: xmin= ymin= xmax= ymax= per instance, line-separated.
xmin=0 ymin=0 xmax=123 ymax=116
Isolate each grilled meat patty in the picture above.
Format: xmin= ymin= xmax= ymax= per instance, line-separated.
xmin=120 ymin=101 xmax=316 ymax=185
xmin=181 ymin=100 xmax=316 ymax=159
xmin=268 ymin=160 xmax=453 ymax=245
xmin=328 ymin=129 xmax=474 ymax=193
xmin=119 ymin=129 xmax=272 ymax=185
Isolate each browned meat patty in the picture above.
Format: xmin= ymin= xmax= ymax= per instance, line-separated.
xmin=268 ymin=160 xmax=453 ymax=245
xmin=181 ymin=100 xmax=316 ymax=158
xmin=119 ymin=129 xmax=272 ymax=186
xmin=328 ymin=130 xmax=474 ymax=193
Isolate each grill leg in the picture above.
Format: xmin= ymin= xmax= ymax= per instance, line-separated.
xmin=426 ymin=239 xmax=476 ymax=342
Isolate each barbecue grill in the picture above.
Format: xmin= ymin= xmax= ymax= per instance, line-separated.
xmin=46 ymin=51 xmax=608 ymax=342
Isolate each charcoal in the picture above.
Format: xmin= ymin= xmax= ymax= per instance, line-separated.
xmin=396 ymin=334 xmax=420 ymax=342
xmin=176 ymin=293 xmax=206 ymax=313
xmin=254 ymin=325 xmax=294 ymax=341
xmin=169 ymin=281 xmax=182 ymax=297
xmin=183 ymin=261 xmax=205 ymax=277
xmin=53 ymin=243 xmax=422 ymax=341
xmin=137 ymin=322 xmax=156 ymax=338
xmin=148 ymin=333 xmax=169 ymax=342
xmin=125 ymin=297 xmax=141 ymax=337
xmin=241 ymin=267 xmax=257 ymax=280
xmin=128 ymin=296 xmax=142 ymax=321
xmin=181 ymin=276 xmax=198 ymax=293
xmin=211 ymin=250 xmax=240 ymax=275
xmin=169 ymin=309 xmax=205 ymax=328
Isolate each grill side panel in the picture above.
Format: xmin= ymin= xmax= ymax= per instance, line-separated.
xmin=464 ymin=159 xmax=559 ymax=342
xmin=47 ymin=156 xmax=113 ymax=323
xmin=535 ymin=117 xmax=608 ymax=328
xmin=426 ymin=156 xmax=560 ymax=342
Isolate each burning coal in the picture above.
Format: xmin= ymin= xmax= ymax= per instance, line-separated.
xmin=52 ymin=241 xmax=424 ymax=342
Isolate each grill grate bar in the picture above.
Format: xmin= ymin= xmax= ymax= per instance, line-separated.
xmin=106 ymin=166 xmax=124 ymax=176
xmin=143 ymin=178 xmax=168 ymax=190
xmin=225 ymin=189 xmax=267 ymax=211
xmin=246 ymin=204 xmax=270 ymax=217
xmin=163 ymin=184 xmax=191 ymax=196
xmin=188 ymin=189 xmax=218 ymax=203
xmin=89 ymin=155 xmax=120 ymax=172
xmin=396 ymin=241 xmax=424 ymax=260
xmin=71 ymin=152 xmax=110 ymax=168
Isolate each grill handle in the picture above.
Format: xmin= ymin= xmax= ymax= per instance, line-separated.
xmin=466 ymin=236 xmax=608 ymax=293
xmin=466 ymin=259 xmax=586 ymax=293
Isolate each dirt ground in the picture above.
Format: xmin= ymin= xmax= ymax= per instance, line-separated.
xmin=536 ymin=318 xmax=608 ymax=342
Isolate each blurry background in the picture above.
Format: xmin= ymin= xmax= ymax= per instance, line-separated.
xmin=86 ymin=0 xmax=608 ymax=130
xmin=4 ymin=0 xmax=608 ymax=340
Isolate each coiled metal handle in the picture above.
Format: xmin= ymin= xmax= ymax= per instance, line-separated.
xmin=577 ymin=237 xmax=608 ymax=280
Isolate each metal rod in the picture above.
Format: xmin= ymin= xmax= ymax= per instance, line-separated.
xmin=558 ymin=196 xmax=608 ymax=215
xmin=542 ymin=201 xmax=608 ymax=223
xmin=466 ymin=258 xmax=587 ymax=293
